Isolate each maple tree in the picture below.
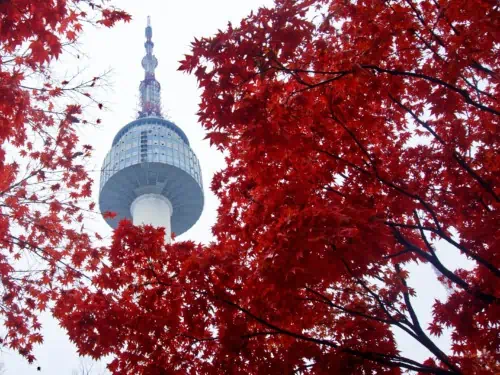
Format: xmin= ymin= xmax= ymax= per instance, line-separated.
xmin=0 ymin=0 xmax=129 ymax=363
xmin=53 ymin=0 xmax=498 ymax=374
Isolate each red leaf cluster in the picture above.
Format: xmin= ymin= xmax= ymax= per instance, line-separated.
xmin=0 ymin=0 xmax=129 ymax=362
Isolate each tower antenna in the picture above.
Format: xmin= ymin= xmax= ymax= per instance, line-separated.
xmin=139 ymin=17 xmax=161 ymax=118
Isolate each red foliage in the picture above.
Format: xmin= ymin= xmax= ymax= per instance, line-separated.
xmin=55 ymin=0 xmax=498 ymax=374
xmin=0 ymin=0 xmax=129 ymax=362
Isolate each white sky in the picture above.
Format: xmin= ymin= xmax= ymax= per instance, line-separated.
xmin=3 ymin=0 xmax=470 ymax=373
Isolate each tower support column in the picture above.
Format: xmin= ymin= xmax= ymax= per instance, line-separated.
xmin=131 ymin=194 xmax=173 ymax=243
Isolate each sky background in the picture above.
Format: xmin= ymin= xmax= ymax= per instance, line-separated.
xmin=3 ymin=0 xmax=469 ymax=373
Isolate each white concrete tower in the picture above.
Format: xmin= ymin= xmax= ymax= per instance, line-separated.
xmin=99 ymin=18 xmax=204 ymax=243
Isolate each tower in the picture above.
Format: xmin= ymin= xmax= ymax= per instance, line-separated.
xmin=99 ymin=17 xmax=204 ymax=242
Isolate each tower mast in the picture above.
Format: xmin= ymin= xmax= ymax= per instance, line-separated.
xmin=139 ymin=16 xmax=162 ymax=118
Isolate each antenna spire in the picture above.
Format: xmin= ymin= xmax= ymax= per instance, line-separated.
xmin=139 ymin=16 xmax=162 ymax=118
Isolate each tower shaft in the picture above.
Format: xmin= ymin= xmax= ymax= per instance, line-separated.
xmin=131 ymin=194 xmax=173 ymax=242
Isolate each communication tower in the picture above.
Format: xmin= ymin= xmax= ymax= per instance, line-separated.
xmin=99 ymin=17 xmax=204 ymax=242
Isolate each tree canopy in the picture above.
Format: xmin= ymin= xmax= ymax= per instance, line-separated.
xmin=0 ymin=0 xmax=129 ymax=363
xmin=55 ymin=0 xmax=499 ymax=374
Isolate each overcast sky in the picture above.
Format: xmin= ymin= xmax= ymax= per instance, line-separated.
xmin=4 ymin=0 xmax=469 ymax=373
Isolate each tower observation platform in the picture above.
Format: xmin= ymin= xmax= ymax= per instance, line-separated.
xmin=99 ymin=17 xmax=204 ymax=241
